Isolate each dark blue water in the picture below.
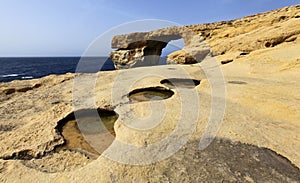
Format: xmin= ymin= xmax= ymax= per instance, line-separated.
xmin=0 ymin=57 xmax=115 ymax=82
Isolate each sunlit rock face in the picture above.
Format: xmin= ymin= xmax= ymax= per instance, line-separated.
xmin=110 ymin=26 xmax=211 ymax=69
xmin=111 ymin=5 xmax=300 ymax=69
xmin=110 ymin=40 xmax=168 ymax=69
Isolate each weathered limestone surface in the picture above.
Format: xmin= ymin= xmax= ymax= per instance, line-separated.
xmin=1 ymin=5 xmax=300 ymax=182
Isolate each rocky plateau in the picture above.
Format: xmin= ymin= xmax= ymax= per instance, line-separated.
xmin=1 ymin=5 xmax=300 ymax=182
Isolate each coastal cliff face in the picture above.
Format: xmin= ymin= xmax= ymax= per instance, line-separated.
xmin=1 ymin=5 xmax=300 ymax=182
xmin=111 ymin=5 xmax=300 ymax=69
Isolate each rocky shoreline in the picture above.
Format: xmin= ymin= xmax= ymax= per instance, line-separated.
xmin=1 ymin=5 xmax=300 ymax=182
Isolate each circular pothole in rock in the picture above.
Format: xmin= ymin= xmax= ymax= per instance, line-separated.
xmin=56 ymin=108 xmax=118 ymax=157
xmin=160 ymin=78 xmax=201 ymax=89
xmin=20 ymin=108 xmax=118 ymax=173
xmin=128 ymin=86 xmax=174 ymax=102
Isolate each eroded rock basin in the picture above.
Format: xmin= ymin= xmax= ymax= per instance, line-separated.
xmin=128 ymin=86 xmax=174 ymax=102
xmin=20 ymin=109 xmax=118 ymax=173
xmin=56 ymin=109 xmax=118 ymax=156
xmin=160 ymin=78 xmax=200 ymax=89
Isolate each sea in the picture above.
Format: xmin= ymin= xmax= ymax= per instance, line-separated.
xmin=0 ymin=57 xmax=115 ymax=83
xmin=0 ymin=56 xmax=168 ymax=83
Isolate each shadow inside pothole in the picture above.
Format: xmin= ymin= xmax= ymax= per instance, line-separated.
xmin=160 ymin=78 xmax=200 ymax=89
xmin=128 ymin=86 xmax=174 ymax=103
xmin=148 ymin=138 xmax=300 ymax=182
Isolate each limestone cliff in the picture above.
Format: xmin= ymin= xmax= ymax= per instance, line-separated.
xmin=110 ymin=26 xmax=211 ymax=69
xmin=111 ymin=5 xmax=300 ymax=69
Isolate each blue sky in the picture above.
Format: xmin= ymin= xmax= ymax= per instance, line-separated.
xmin=0 ymin=0 xmax=298 ymax=56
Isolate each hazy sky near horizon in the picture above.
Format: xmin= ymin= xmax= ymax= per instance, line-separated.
xmin=0 ymin=0 xmax=298 ymax=56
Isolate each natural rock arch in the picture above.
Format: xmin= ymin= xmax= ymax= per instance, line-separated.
xmin=110 ymin=26 xmax=211 ymax=69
